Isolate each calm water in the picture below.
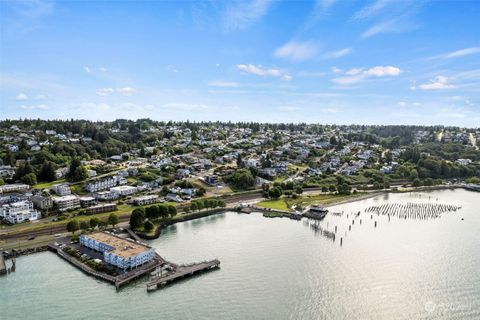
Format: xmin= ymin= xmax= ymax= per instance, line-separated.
xmin=1 ymin=189 xmax=479 ymax=320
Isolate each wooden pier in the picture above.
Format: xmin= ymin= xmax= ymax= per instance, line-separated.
xmin=146 ymin=259 xmax=220 ymax=292
xmin=0 ymin=254 xmax=6 ymax=275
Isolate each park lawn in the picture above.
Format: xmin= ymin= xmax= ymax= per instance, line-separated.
xmin=257 ymin=193 xmax=366 ymax=212
xmin=33 ymin=179 xmax=66 ymax=189
xmin=257 ymin=198 xmax=290 ymax=211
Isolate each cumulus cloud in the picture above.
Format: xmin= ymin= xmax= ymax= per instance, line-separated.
xmin=332 ymin=66 xmax=401 ymax=85
xmin=274 ymin=41 xmax=318 ymax=61
xmin=96 ymin=87 xmax=136 ymax=96
xmin=99 ymin=67 xmax=107 ymax=72
xmin=15 ymin=93 xmax=28 ymax=101
xmin=237 ymin=64 xmax=292 ymax=80
xmin=412 ymin=76 xmax=454 ymax=90
xmin=84 ymin=66 xmax=91 ymax=73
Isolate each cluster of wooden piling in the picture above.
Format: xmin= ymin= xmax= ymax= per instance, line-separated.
xmin=365 ymin=202 xmax=461 ymax=220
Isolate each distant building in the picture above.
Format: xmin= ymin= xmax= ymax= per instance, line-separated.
xmin=86 ymin=203 xmax=117 ymax=215
xmin=79 ymin=196 xmax=96 ymax=207
xmin=53 ymin=195 xmax=80 ymax=211
xmin=31 ymin=194 xmax=53 ymax=210
xmin=132 ymin=195 xmax=159 ymax=206
xmin=0 ymin=184 xmax=30 ymax=194
xmin=0 ymin=200 xmax=41 ymax=224
xmin=79 ymin=232 xmax=155 ymax=270
xmin=51 ymin=184 xmax=71 ymax=196
xmin=94 ymin=191 xmax=120 ymax=201
xmin=110 ymin=185 xmax=137 ymax=196
xmin=85 ymin=176 xmax=126 ymax=193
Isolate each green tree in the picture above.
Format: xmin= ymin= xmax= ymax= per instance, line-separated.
xmin=66 ymin=220 xmax=79 ymax=235
xmin=129 ymin=208 xmax=145 ymax=230
xmin=22 ymin=172 xmax=37 ymax=186
xmin=38 ymin=161 xmax=56 ymax=182
xmin=80 ymin=221 xmax=90 ymax=231
xmin=108 ymin=213 xmax=119 ymax=227
xmin=412 ymin=178 xmax=422 ymax=187
xmin=144 ymin=220 xmax=154 ymax=232
xmin=73 ymin=166 xmax=88 ymax=182
xmin=89 ymin=217 xmax=100 ymax=229
xmin=168 ymin=205 xmax=177 ymax=218
xmin=230 ymin=168 xmax=255 ymax=190
xmin=268 ymin=187 xmax=283 ymax=199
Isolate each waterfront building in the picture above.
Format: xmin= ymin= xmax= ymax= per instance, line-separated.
xmin=0 ymin=200 xmax=41 ymax=224
xmin=53 ymin=195 xmax=81 ymax=211
xmin=86 ymin=203 xmax=117 ymax=215
xmin=132 ymin=195 xmax=159 ymax=206
xmin=79 ymin=196 xmax=97 ymax=207
xmin=79 ymin=232 xmax=155 ymax=270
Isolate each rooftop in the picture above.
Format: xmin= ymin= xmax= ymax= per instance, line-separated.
xmin=86 ymin=232 xmax=151 ymax=259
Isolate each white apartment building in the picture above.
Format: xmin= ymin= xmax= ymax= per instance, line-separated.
xmin=51 ymin=184 xmax=72 ymax=196
xmin=110 ymin=185 xmax=137 ymax=196
xmin=53 ymin=195 xmax=81 ymax=211
xmin=85 ymin=176 xmax=127 ymax=193
xmin=0 ymin=200 xmax=41 ymax=224
xmin=0 ymin=184 xmax=30 ymax=194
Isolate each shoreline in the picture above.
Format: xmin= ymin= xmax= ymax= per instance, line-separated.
xmin=2 ymin=185 xmax=473 ymax=253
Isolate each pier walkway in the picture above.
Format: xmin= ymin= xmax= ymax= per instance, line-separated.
xmin=147 ymin=259 xmax=220 ymax=291
xmin=0 ymin=254 xmax=6 ymax=275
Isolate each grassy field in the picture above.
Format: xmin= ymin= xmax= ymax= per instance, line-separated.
xmin=33 ymin=179 xmax=66 ymax=189
xmin=257 ymin=193 xmax=366 ymax=212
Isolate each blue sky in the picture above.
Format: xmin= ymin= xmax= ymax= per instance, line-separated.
xmin=1 ymin=0 xmax=479 ymax=126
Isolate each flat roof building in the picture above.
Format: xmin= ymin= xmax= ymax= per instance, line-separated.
xmin=79 ymin=232 xmax=155 ymax=270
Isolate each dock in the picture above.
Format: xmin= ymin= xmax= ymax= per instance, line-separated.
xmin=146 ymin=259 xmax=220 ymax=291
xmin=0 ymin=254 xmax=6 ymax=275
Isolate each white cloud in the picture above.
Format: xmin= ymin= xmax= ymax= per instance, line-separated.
xmin=398 ymin=101 xmax=406 ymax=107
xmin=34 ymin=94 xmax=47 ymax=100
xmin=223 ymin=0 xmax=275 ymax=31
xmin=165 ymin=65 xmax=178 ymax=73
xmin=15 ymin=93 xmax=28 ymax=101
xmin=361 ymin=20 xmax=397 ymax=38
xmin=161 ymin=103 xmax=209 ymax=111
xmin=11 ymin=0 xmax=54 ymax=17
xmin=99 ymin=67 xmax=107 ymax=72
xmin=413 ymin=76 xmax=454 ymax=90
xmin=364 ymin=66 xmax=401 ymax=76
xmin=20 ymin=104 xmax=47 ymax=110
xmin=443 ymin=47 xmax=480 ymax=59
xmin=237 ymin=64 xmax=292 ymax=80
xmin=84 ymin=66 xmax=91 ymax=73
xmin=278 ymin=106 xmax=301 ymax=112
xmin=274 ymin=41 xmax=318 ymax=61
xmin=96 ymin=87 xmax=136 ymax=96
xmin=322 ymin=47 xmax=352 ymax=59
xmin=332 ymin=66 xmax=402 ymax=85
xmin=353 ymin=0 xmax=393 ymax=20
xmin=208 ymin=81 xmax=241 ymax=87
xmin=331 ymin=67 xmax=343 ymax=74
